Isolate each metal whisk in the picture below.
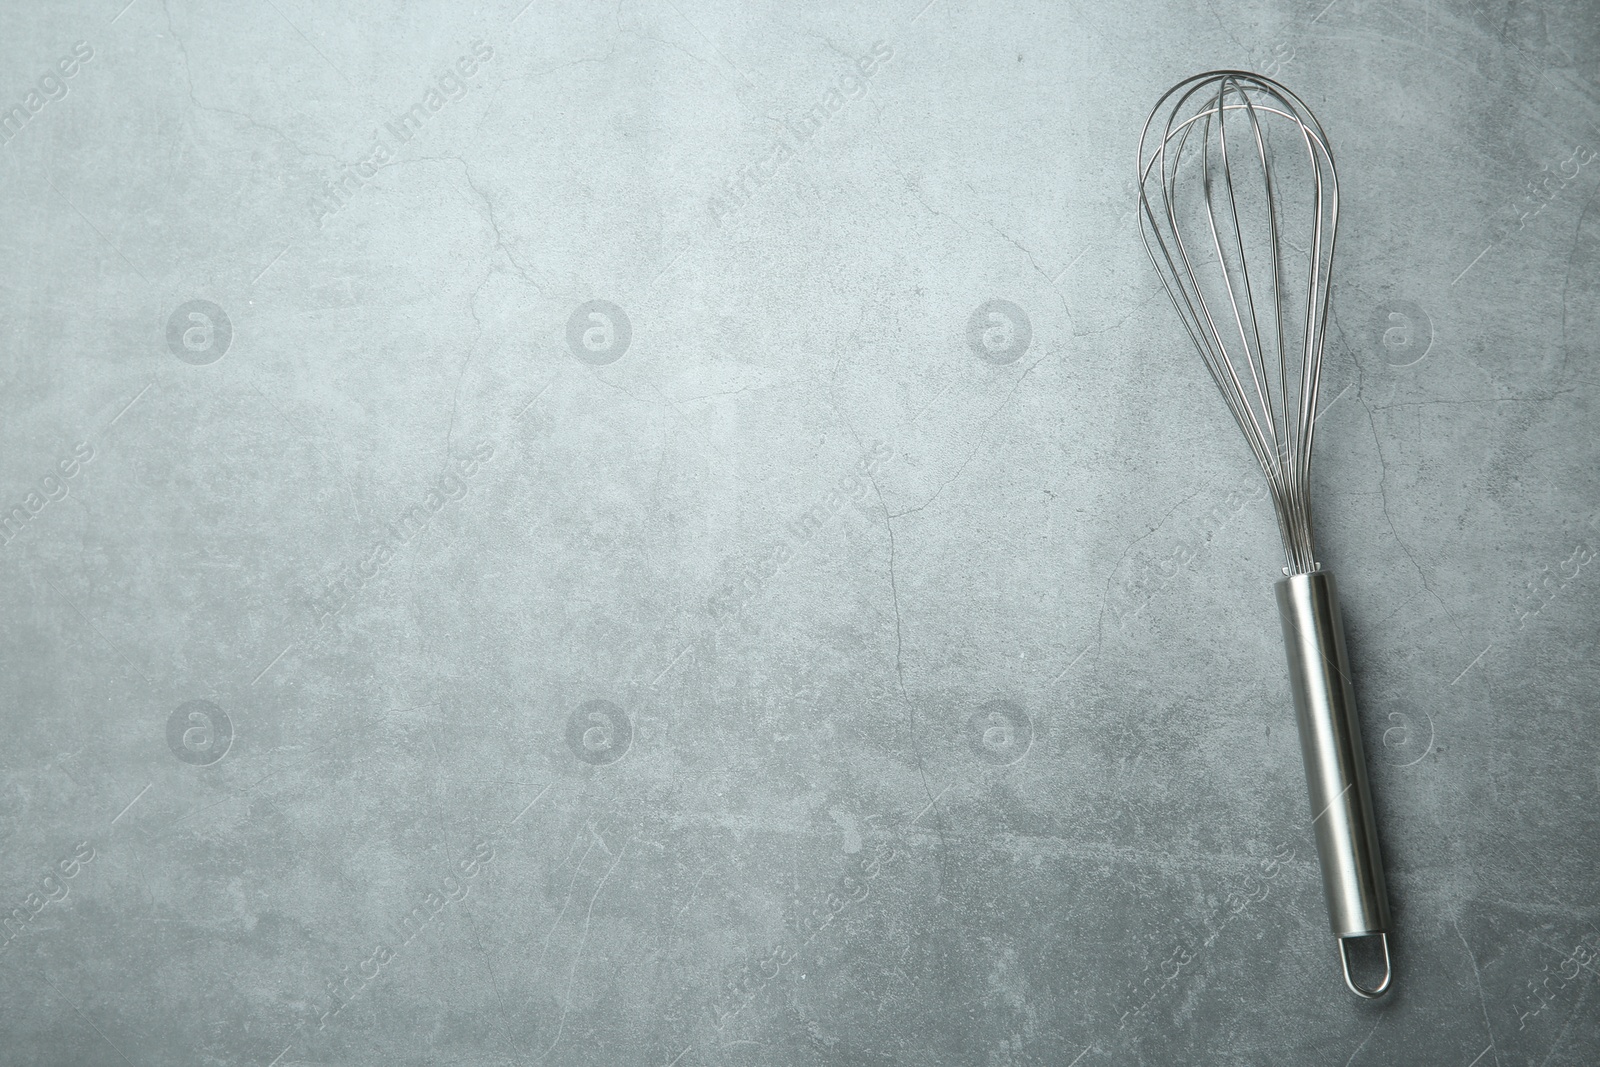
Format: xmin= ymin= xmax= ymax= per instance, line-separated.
xmin=1136 ymin=71 xmax=1393 ymax=998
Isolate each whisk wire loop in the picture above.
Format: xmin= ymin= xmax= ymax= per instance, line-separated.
xmin=1137 ymin=71 xmax=1340 ymax=575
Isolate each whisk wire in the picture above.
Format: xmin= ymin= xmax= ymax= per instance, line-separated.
xmin=1137 ymin=71 xmax=1339 ymax=575
xmin=1209 ymin=80 xmax=1280 ymax=457
xmin=1149 ymin=87 xmax=1295 ymax=562
xmin=1155 ymin=96 xmax=1276 ymax=475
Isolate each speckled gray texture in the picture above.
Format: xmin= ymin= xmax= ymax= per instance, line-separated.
xmin=1 ymin=0 xmax=1597 ymax=1064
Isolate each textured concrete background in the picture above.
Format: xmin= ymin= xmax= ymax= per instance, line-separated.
xmin=1 ymin=0 xmax=1597 ymax=1064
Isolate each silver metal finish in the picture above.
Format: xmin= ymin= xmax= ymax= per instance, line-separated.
xmin=1277 ymin=572 xmax=1393 ymax=996
xmin=1339 ymin=933 xmax=1393 ymax=1001
xmin=1136 ymin=71 xmax=1395 ymax=997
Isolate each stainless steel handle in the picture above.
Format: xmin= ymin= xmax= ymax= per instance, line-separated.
xmin=1275 ymin=571 xmax=1393 ymax=998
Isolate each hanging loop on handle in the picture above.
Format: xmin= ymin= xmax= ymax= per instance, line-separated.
xmin=1339 ymin=933 xmax=1393 ymax=999
xmin=1276 ymin=571 xmax=1394 ymax=996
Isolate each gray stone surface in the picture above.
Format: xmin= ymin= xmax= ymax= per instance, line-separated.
xmin=1 ymin=0 xmax=1597 ymax=1064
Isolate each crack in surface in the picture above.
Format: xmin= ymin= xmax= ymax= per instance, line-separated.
xmin=1352 ymin=360 xmax=1458 ymax=626
xmin=402 ymin=154 xmax=546 ymax=295
xmin=889 ymin=352 xmax=1045 ymax=520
